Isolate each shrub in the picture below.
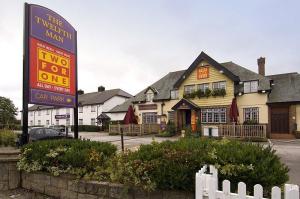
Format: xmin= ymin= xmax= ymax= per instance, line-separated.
xmin=18 ymin=139 xmax=117 ymax=179
xmin=71 ymin=125 xmax=101 ymax=132
xmin=212 ymin=88 xmax=226 ymax=97
xmin=110 ymin=138 xmax=289 ymax=196
xmin=0 ymin=129 xmax=16 ymax=147
xmin=155 ymin=131 xmax=173 ymax=137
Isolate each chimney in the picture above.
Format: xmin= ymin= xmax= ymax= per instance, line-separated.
xmin=78 ymin=90 xmax=84 ymax=95
xmin=98 ymin=86 xmax=105 ymax=92
xmin=257 ymin=57 xmax=265 ymax=76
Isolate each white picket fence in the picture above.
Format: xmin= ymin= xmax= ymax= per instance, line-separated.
xmin=196 ymin=165 xmax=299 ymax=199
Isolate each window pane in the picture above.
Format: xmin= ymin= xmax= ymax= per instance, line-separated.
xmin=184 ymin=85 xmax=195 ymax=94
xmin=251 ymin=81 xmax=258 ymax=92
xmin=244 ymin=82 xmax=251 ymax=93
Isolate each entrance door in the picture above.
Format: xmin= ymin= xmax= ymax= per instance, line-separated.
xmin=271 ymin=107 xmax=289 ymax=134
xmin=185 ymin=110 xmax=191 ymax=126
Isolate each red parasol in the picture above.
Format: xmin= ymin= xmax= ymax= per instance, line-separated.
xmin=123 ymin=105 xmax=138 ymax=124
xmin=229 ymin=98 xmax=239 ymax=123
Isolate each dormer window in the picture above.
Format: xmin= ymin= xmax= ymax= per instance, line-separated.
xmin=170 ymin=90 xmax=179 ymax=99
xmin=146 ymin=93 xmax=154 ymax=102
xmin=244 ymin=81 xmax=258 ymax=93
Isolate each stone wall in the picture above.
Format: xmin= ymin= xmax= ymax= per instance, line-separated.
xmin=0 ymin=149 xmax=20 ymax=191
xmin=21 ymin=172 xmax=194 ymax=199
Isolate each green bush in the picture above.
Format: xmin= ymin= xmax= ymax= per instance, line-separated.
xmin=18 ymin=139 xmax=117 ymax=179
xmin=0 ymin=129 xmax=16 ymax=147
xmin=71 ymin=125 xmax=101 ymax=132
xmin=110 ymin=138 xmax=289 ymax=196
xmin=156 ymin=122 xmax=177 ymax=137
xmin=212 ymin=88 xmax=226 ymax=97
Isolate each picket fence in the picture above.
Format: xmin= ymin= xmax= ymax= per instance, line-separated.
xmin=196 ymin=165 xmax=299 ymax=199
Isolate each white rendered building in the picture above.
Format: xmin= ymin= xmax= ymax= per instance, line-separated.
xmin=28 ymin=87 xmax=132 ymax=127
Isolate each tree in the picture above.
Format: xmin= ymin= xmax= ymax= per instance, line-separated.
xmin=0 ymin=96 xmax=18 ymax=127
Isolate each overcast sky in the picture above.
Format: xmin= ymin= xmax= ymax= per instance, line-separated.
xmin=1 ymin=0 xmax=300 ymax=118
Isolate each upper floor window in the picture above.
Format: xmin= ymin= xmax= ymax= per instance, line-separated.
xmin=66 ymin=108 xmax=70 ymax=114
xmin=79 ymin=106 xmax=83 ymax=113
xmin=244 ymin=81 xmax=258 ymax=93
xmin=91 ymin=105 xmax=96 ymax=112
xmin=37 ymin=110 xmax=41 ymax=116
xmin=56 ymin=109 xmax=59 ymax=115
xmin=184 ymin=85 xmax=195 ymax=94
xmin=170 ymin=90 xmax=179 ymax=100
xmin=197 ymin=83 xmax=209 ymax=92
xmin=212 ymin=81 xmax=226 ymax=90
xmin=46 ymin=109 xmax=50 ymax=115
xmin=146 ymin=93 xmax=154 ymax=102
xmin=30 ymin=111 xmax=33 ymax=116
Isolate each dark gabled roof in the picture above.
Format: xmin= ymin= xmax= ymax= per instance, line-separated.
xmin=144 ymin=86 xmax=158 ymax=94
xmin=78 ymin=89 xmax=132 ymax=106
xmin=221 ymin=62 xmax=271 ymax=92
xmin=132 ymin=70 xmax=185 ymax=103
xmin=171 ymin=98 xmax=200 ymax=110
xmin=174 ymin=52 xmax=239 ymax=88
xmin=97 ymin=113 xmax=110 ymax=120
xmin=267 ymin=73 xmax=300 ymax=103
xmin=28 ymin=89 xmax=132 ymax=111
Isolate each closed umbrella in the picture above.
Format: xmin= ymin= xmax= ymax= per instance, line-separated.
xmin=123 ymin=105 xmax=137 ymax=124
xmin=229 ymin=98 xmax=239 ymax=123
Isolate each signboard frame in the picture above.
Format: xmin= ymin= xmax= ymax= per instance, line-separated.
xmin=22 ymin=3 xmax=78 ymax=145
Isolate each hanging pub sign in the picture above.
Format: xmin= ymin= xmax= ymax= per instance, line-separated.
xmin=26 ymin=4 xmax=77 ymax=107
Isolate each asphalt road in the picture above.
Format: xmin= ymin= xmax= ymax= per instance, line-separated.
xmin=270 ymin=139 xmax=300 ymax=186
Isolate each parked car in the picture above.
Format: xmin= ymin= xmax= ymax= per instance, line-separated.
xmin=49 ymin=125 xmax=66 ymax=132
xmin=16 ymin=127 xmax=72 ymax=147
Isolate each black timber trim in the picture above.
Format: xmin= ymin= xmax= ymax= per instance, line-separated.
xmin=174 ymin=51 xmax=240 ymax=88
xmin=171 ymin=98 xmax=200 ymax=110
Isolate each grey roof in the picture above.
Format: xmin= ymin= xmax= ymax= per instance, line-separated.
xmin=267 ymin=73 xmax=300 ymax=103
xmin=132 ymin=70 xmax=185 ymax=102
xmin=221 ymin=62 xmax=271 ymax=93
xmin=104 ymin=98 xmax=134 ymax=113
xmin=28 ymin=89 xmax=132 ymax=111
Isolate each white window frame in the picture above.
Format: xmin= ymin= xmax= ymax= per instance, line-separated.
xmin=244 ymin=107 xmax=259 ymax=123
xmin=66 ymin=108 xmax=70 ymax=114
xmin=201 ymin=108 xmax=226 ymax=123
xmin=56 ymin=109 xmax=59 ymax=115
xmin=66 ymin=118 xmax=70 ymax=126
xmin=79 ymin=106 xmax=83 ymax=113
xmin=146 ymin=93 xmax=154 ymax=102
xmin=91 ymin=118 xmax=95 ymax=125
xmin=56 ymin=119 xmax=59 ymax=125
xmin=184 ymin=85 xmax=195 ymax=94
xmin=46 ymin=120 xmax=50 ymax=126
xmin=79 ymin=119 xmax=83 ymax=125
xmin=212 ymin=81 xmax=226 ymax=90
xmin=142 ymin=112 xmax=157 ymax=124
xmin=38 ymin=120 xmax=41 ymax=125
xmin=244 ymin=81 xmax=258 ymax=93
xmin=170 ymin=90 xmax=179 ymax=100
xmin=197 ymin=83 xmax=209 ymax=92
xmin=46 ymin=109 xmax=50 ymax=115
xmin=37 ymin=110 xmax=41 ymax=116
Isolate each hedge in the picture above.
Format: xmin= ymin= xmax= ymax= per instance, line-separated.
xmin=71 ymin=125 xmax=101 ymax=132
xmin=110 ymin=138 xmax=289 ymax=196
xmin=0 ymin=129 xmax=17 ymax=146
xmin=18 ymin=139 xmax=117 ymax=179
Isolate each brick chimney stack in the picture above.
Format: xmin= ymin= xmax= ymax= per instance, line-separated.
xmin=257 ymin=57 xmax=265 ymax=76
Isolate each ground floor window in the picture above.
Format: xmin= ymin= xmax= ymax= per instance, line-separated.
xmin=201 ymin=108 xmax=226 ymax=123
xmin=142 ymin=112 xmax=157 ymax=124
xmin=55 ymin=119 xmax=59 ymax=125
xmin=30 ymin=120 xmax=33 ymax=126
xmin=46 ymin=120 xmax=49 ymax=126
xmin=91 ymin=118 xmax=95 ymax=125
xmin=244 ymin=107 xmax=259 ymax=123
xmin=79 ymin=119 xmax=83 ymax=125
xmin=38 ymin=120 xmax=41 ymax=125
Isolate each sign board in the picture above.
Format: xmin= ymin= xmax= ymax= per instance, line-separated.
xmin=138 ymin=104 xmax=157 ymax=110
xmin=55 ymin=114 xmax=71 ymax=119
xmin=27 ymin=4 xmax=77 ymax=107
xmin=197 ymin=67 xmax=209 ymax=79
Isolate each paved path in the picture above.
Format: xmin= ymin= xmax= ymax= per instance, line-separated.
xmin=270 ymin=139 xmax=300 ymax=186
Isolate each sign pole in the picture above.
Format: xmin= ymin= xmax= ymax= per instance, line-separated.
xmin=74 ymin=30 xmax=78 ymax=139
xmin=21 ymin=3 xmax=30 ymax=145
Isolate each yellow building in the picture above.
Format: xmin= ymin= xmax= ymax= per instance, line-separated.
xmin=107 ymin=52 xmax=300 ymax=138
